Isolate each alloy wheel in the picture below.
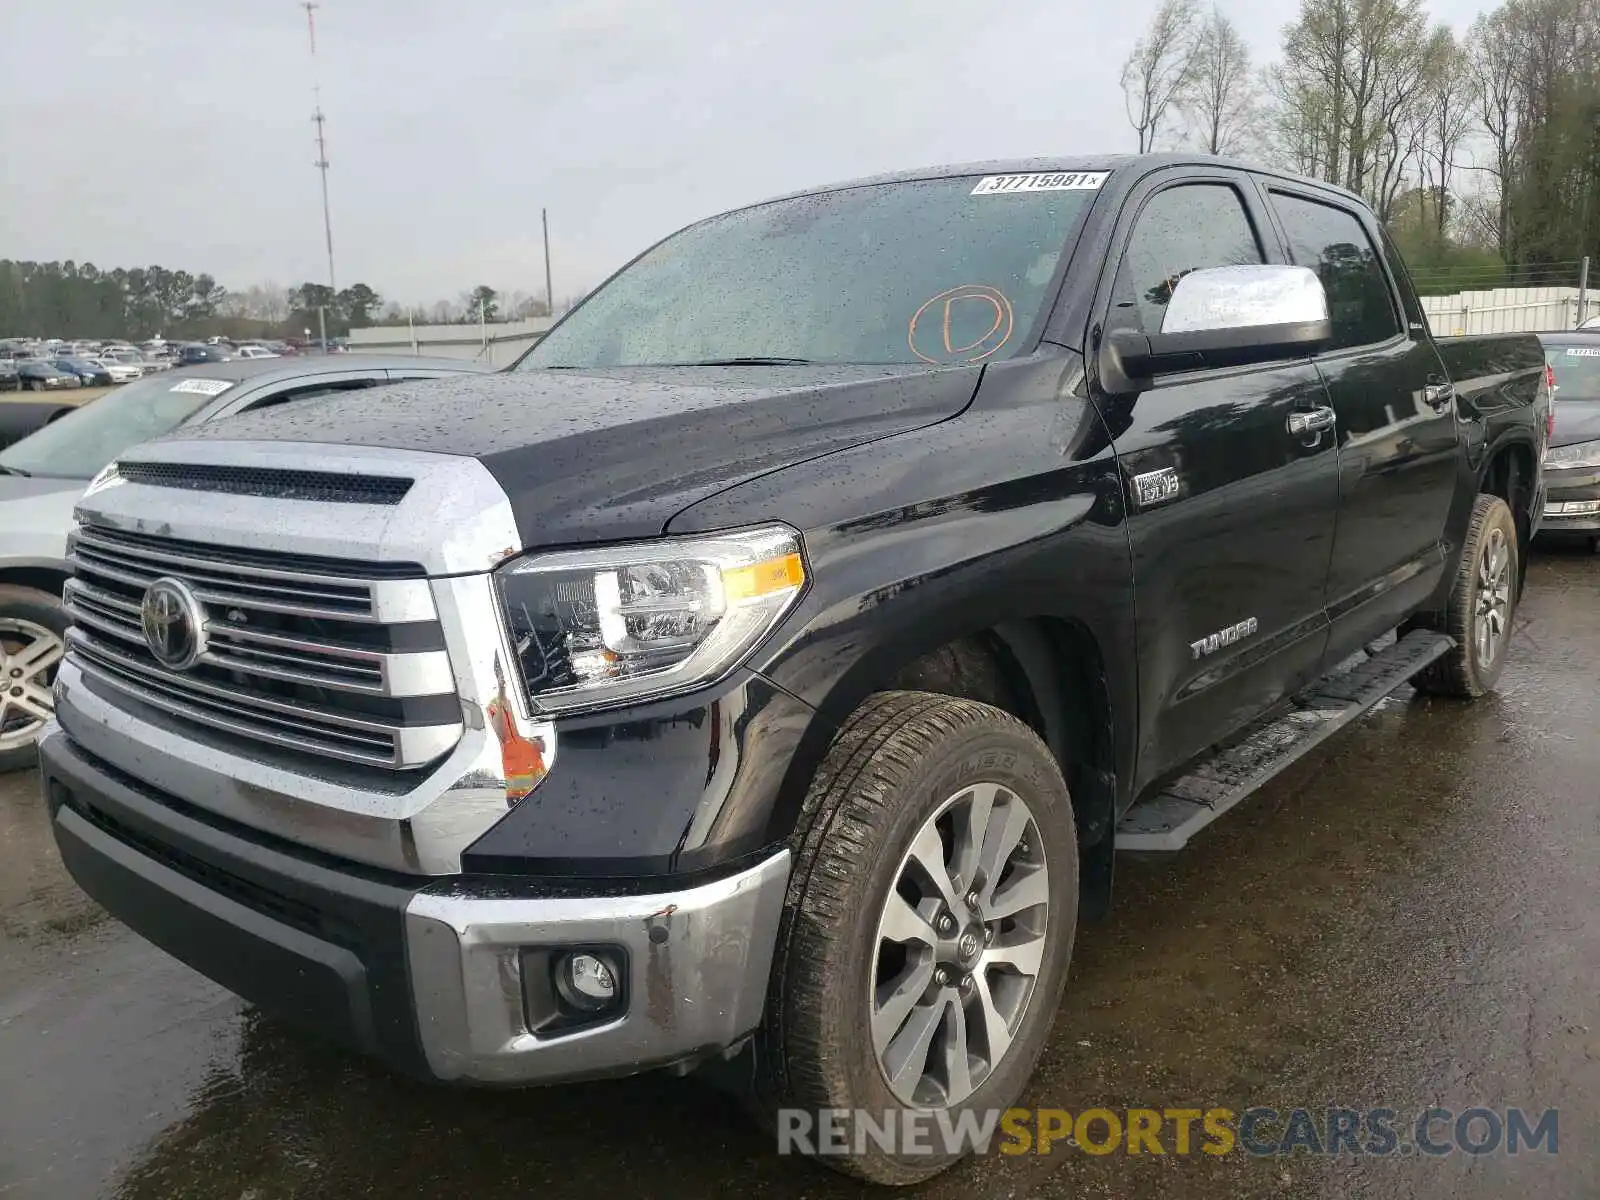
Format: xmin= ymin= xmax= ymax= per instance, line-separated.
xmin=0 ymin=619 xmax=64 ymax=752
xmin=870 ymin=781 xmax=1050 ymax=1108
xmin=1474 ymin=526 xmax=1511 ymax=668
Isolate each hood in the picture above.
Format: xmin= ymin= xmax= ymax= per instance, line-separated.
xmin=1551 ymin=397 xmax=1600 ymax=449
xmin=0 ymin=475 xmax=83 ymax=564
xmin=171 ymin=363 xmax=983 ymax=544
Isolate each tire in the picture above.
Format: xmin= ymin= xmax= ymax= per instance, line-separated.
xmin=26 ymin=379 xmax=41 ymax=392
xmin=0 ymin=585 xmax=69 ymax=773
xmin=1414 ymin=495 xmax=1519 ymax=699
xmin=756 ymin=691 xmax=1078 ymax=1185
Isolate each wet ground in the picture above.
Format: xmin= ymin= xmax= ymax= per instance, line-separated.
xmin=2 ymin=550 xmax=1596 ymax=1199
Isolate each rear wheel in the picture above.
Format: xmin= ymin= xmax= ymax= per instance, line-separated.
xmin=1414 ymin=495 xmax=1519 ymax=698
xmin=757 ymin=691 xmax=1078 ymax=1184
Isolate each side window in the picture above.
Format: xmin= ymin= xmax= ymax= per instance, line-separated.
xmin=1110 ymin=183 xmax=1265 ymax=335
xmin=1270 ymin=192 xmax=1401 ymax=350
xmin=238 ymin=378 xmax=383 ymax=413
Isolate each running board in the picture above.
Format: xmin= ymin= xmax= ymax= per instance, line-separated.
xmin=1114 ymin=630 xmax=1454 ymax=853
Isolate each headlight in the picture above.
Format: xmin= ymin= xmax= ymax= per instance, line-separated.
xmin=1545 ymin=439 xmax=1600 ymax=469
xmin=496 ymin=523 xmax=806 ymax=715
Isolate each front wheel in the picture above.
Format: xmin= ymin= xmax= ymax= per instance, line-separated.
xmin=0 ymin=586 xmax=68 ymax=772
xmin=757 ymin=691 xmax=1078 ymax=1185
xmin=1414 ymin=494 xmax=1519 ymax=698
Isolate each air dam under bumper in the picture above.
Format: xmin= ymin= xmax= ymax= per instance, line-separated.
xmin=39 ymin=723 xmax=791 ymax=1085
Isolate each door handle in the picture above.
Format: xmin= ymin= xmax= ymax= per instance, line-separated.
xmin=1424 ymin=376 xmax=1455 ymax=410
xmin=1287 ymin=406 xmax=1337 ymax=437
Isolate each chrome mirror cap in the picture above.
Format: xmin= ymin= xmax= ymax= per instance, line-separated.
xmin=1161 ymin=265 xmax=1329 ymax=335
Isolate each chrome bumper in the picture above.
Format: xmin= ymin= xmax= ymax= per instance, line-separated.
xmin=405 ymin=850 xmax=790 ymax=1083
xmin=43 ymin=715 xmax=791 ymax=1087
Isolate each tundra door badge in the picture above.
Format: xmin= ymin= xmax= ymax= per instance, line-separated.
xmin=1191 ymin=617 xmax=1260 ymax=659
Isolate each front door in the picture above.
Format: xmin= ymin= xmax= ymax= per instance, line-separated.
xmin=1263 ymin=186 xmax=1459 ymax=661
xmin=1092 ymin=171 xmax=1342 ymax=793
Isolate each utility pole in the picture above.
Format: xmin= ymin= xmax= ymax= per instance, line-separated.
xmin=1578 ymin=256 xmax=1591 ymax=328
xmin=542 ymin=208 xmax=553 ymax=316
xmin=303 ymin=2 xmax=337 ymax=299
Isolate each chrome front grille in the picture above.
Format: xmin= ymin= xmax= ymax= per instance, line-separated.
xmin=64 ymin=523 xmax=462 ymax=770
xmin=68 ymin=525 xmax=435 ymax=622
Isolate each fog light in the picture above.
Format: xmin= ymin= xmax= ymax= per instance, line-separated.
xmin=556 ymin=951 xmax=620 ymax=1013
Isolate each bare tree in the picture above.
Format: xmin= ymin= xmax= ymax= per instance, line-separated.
xmin=213 ymin=281 xmax=288 ymax=324
xmin=1416 ymin=32 xmax=1473 ymax=239
xmin=1367 ymin=24 xmax=1455 ymax=223
xmin=503 ymin=289 xmax=551 ymax=320
xmin=1467 ymin=9 xmax=1521 ymax=257
xmin=1121 ymin=0 xmax=1202 ymax=152
xmin=1263 ymin=0 xmax=1450 ymax=218
xmin=1184 ymin=7 xmax=1256 ymax=154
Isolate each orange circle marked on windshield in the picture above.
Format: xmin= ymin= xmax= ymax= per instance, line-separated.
xmin=908 ymin=285 xmax=1015 ymax=364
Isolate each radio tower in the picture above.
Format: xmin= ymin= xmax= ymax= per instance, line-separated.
xmin=303 ymin=2 xmax=337 ymax=297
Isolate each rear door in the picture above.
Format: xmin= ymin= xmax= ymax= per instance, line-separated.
xmin=1091 ymin=168 xmax=1342 ymax=792
xmin=1262 ymin=186 xmax=1459 ymax=661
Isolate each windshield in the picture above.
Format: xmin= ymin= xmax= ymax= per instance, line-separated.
xmin=1547 ymin=346 xmax=1600 ymax=400
xmin=518 ymin=173 xmax=1106 ymax=369
xmin=0 ymin=373 xmax=228 ymax=478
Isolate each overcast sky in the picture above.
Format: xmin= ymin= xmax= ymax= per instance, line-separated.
xmin=1 ymin=0 xmax=1497 ymax=307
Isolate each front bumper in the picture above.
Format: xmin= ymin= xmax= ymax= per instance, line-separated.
xmin=40 ymin=723 xmax=790 ymax=1085
xmin=1538 ymin=468 xmax=1600 ymax=533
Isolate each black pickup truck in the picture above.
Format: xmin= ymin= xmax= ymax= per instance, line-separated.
xmin=39 ymin=154 xmax=1547 ymax=1184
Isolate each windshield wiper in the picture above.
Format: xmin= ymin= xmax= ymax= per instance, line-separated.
xmin=0 ymin=465 xmax=31 ymax=477
xmin=676 ymin=356 xmax=817 ymax=366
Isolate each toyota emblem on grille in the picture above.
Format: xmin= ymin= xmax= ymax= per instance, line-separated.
xmin=140 ymin=577 xmax=207 ymax=670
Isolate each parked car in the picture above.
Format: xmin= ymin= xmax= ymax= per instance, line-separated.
xmin=35 ymin=154 xmax=1549 ymax=1185
xmin=50 ymin=356 xmax=114 ymax=387
xmin=93 ymin=356 xmax=144 ymax=383
xmin=1537 ymin=331 xmax=1600 ymax=550
xmin=174 ymin=342 xmax=232 ymax=365
xmin=0 ymin=354 xmax=490 ymax=770
xmin=15 ymin=360 xmax=81 ymax=391
xmin=234 ymin=344 xmax=280 ymax=359
xmin=132 ymin=345 xmax=174 ymax=372
xmin=0 ymin=361 xmax=17 ymax=391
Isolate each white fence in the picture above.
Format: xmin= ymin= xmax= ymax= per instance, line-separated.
xmin=1420 ymin=286 xmax=1592 ymax=336
xmin=346 ymin=316 xmax=556 ymax=367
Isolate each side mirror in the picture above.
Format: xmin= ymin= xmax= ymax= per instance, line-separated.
xmin=1101 ymin=264 xmax=1332 ymax=391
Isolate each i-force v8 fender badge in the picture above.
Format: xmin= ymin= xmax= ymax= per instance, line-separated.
xmin=1132 ymin=467 xmax=1182 ymax=509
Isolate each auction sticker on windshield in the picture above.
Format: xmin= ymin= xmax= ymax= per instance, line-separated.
xmin=169 ymin=378 xmax=234 ymax=396
xmin=971 ymin=171 xmax=1109 ymax=195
